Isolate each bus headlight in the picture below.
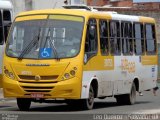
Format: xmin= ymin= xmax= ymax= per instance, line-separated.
xmin=4 ymin=67 xmax=15 ymax=80
xmin=8 ymin=72 xmax=15 ymax=79
xmin=64 ymin=73 xmax=70 ymax=79
xmin=61 ymin=67 xmax=77 ymax=80
xmin=70 ymin=70 xmax=76 ymax=76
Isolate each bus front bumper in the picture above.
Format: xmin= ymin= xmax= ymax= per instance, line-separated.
xmin=3 ymin=76 xmax=81 ymax=99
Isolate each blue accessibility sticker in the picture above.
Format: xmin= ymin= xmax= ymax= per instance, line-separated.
xmin=40 ymin=48 xmax=52 ymax=58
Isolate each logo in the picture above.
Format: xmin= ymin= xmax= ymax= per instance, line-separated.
xmin=26 ymin=64 xmax=50 ymax=66
xmin=40 ymin=48 xmax=52 ymax=58
xmin=35 ymin=75 xmax=41 ymax=81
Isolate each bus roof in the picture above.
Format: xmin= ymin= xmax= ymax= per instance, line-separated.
xmin=0 ymin=0 xmax=13 ymax=9
xmin=17 ymin=9 xmax=103 ymax=17
xmin=17 ymin=9 xmax=155 ymax=23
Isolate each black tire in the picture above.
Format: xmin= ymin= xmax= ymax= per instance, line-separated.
xmin=17 ymin=98 xmax=31 ymax=111
xmin=81 ymin=85 xmax=95 ymax=110
xmin=115 ymin=95 xmax=125 ymax=105
xmin=125 ymin=82 xmax=136 ymax=105
xmin=116 ymin=82 xmax=136 ymax=105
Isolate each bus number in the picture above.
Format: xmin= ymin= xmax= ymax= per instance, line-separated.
xmin=104 ymin=59 xmax=113 ymax=67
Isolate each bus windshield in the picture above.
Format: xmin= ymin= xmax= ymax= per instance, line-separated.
xmin=6 ymin=16 xmax=84 ymax=59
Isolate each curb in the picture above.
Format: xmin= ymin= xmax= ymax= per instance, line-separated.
xmin=0 ymin=98 xmax=15 ymax=102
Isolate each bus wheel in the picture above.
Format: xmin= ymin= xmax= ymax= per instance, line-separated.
xmin=81 ymin=85 xmax=95 ymax=110
xmin=17 ymin=98 xmax=31 ymax=111
xmin=125 ymin=82 xmax=136 ymax=105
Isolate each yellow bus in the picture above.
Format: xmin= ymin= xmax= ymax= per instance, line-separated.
xmin=2 ymin=7 xmax=158 ymax=111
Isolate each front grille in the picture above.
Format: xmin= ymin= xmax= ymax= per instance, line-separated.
xmin=18 ymin=75 xmax=58 ymax=80
xmin=18 ymin=80 xmax=58 ymax=84
xmin=18 ymin=75 xmax=59 ymax=84
xmin=18 ymin=75 xmax=58 ymax=92
xmin=21 ymin=86 xmax=54 ymax=93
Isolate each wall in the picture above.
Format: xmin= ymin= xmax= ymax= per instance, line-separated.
xmin=10 ymin=0 xmax=25 ymax=17
xmin=10 ymin=0 xmax=65 ymax=17
xmin=133 ymin=2 xmax=160 ymax=9
xmin=110 ymin=0 xmax=132 ymax=7
xmin=33 ymin=0 xmax=65 ymax=10
xmin=87 ymin=0 xmax=108 ymax=6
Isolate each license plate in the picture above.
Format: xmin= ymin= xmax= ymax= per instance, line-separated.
xmin=31 ymin=93 xmax=44 ymax=98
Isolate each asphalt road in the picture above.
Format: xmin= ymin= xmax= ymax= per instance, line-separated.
xmin=0 ymin=89 xmax=160 ymax=120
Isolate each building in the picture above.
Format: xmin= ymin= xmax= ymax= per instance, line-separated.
xmin=11 ymin=0 xmax=66 ymax=17
xmin=10 ymin=0 xmax=87 ymax=17
xmin=133 ymin=0 xmax=160 ymax=9
xmin=87 ymin=0 xmax=132 ymax=7
xmin=87 ymin=0 xmax=109 ymax=6
xmin=87 ymin=0 xmax=160 ymax=8
xmin=109 ymin=0 xmax=132 ymax=7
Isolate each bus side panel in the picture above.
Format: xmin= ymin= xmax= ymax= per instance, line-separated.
xmin=114 ymin=56 xmax=157 ymax=95
xmin=81 ymin=56 xmax=115 ymax=98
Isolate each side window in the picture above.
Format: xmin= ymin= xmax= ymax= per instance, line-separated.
xmin=109 ymin=21 xmax=121 ymax=55
xmin=3 ymin=10 xmax=11 ymax=43
xmin=0 ymin=11 xmax=4 ymax=45
xmin=99 ymin=20 xmax=108 ymax=55
xmin=121 ymin=22 xmax=133 ymax=55
xmin=9 ymin=26 xmax=24 ymax=52
xmin=85 ymin=19 xmax=98 ymax=59
xmin=145 ymin=24 xmax=156 ymax=55
xmin=133 ymin=23 xmax=144 ymax=55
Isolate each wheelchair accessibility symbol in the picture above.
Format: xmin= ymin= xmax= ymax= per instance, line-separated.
xmin=40 ymin=48 xmax=52 ymax=58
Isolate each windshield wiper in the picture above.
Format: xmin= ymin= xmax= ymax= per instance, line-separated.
xmin=44 ymin=28 xmax=60 ymax=61
xmin=18 ymin=29 xmax=41 ymax=60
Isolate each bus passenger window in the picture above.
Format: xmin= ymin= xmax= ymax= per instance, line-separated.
xmin=0 ymin=11 xmax=4 ymax=45
xmin=145 ymin=24 xmax=156 ymax=55
xmin=109 ymin=21 xmax=121 ymax=55
xmin=99 ymin=20 xmax=108 ymax=55
xmin=133 ymin=23 xmax=144 ymax=55
xmin=3 ymin=10 xmax=11 ymax=43
xmin=85 ymin=19 xmax=98 ymax=59
xmin=121 ymin=22 xmax=133 ymax=55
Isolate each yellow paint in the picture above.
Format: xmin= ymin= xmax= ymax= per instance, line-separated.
xmin=139 ymin=16 xmax=155 ymax=24
xmin=3 ymin=74 xmax=81 ymax=99
xmin=15 ymin=15 xmax=48 ymax=22
xmin=84 ymin=56 xmax=114 ymax=71
xmin=17 ymin=9 xmax=112 ymax=20
xmin=141 ymin=56 xmax=158 ymax=65
xmin=49 ymin=15 xmax=84 ymax=22
xmin=0 ymin=74 xmax=2 ymax=88
xmin=3 ymin=54 xmax=82 ymax=99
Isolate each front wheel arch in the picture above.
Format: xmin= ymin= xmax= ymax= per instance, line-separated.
xmin=133 ymin=78 xmax=139 ymax=92
xmin=91 ymin=79 xmax=98 ymax=98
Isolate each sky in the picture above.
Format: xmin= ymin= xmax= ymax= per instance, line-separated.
xmin=133 ymin=0 xmax=160 ymax=3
